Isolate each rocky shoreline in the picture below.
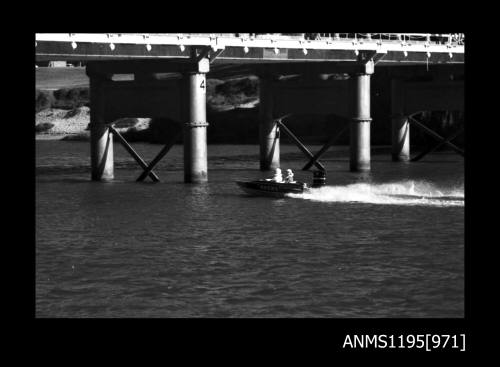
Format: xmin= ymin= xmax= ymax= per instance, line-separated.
xmin=35 ymin=76 xmax=265 ymax=143
xmin=35 ymin=105 xmax=156 ymax=141
xmin=35 ymin=103 xmax=263 ymax=143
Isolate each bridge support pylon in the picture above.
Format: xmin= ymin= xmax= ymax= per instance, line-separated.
xmin=89 ymin=75 xmax=114 ymax=181
xmin=391 ymin=79 xmax=410 ymax=161
xmin=183 ymin=70 xmax=208 ymax=183
xmin=350 ymin=64 xmax=373 ymax=172
xmin=259 ymin=76 xmax=280 ymax=171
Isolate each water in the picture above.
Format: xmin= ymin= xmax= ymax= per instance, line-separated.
xmin=36 ymin=141 xmax=464 ymax=317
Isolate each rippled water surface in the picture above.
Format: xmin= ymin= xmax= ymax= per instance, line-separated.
xmin=36 ymin=141 xmax=464 ymax=317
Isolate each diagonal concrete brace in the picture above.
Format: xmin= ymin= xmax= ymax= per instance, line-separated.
xmin=302 ymin=123 xmax=349 ymax=171
xmin=136 ymin=130 xmax=182 ymax=182
xmin=109 ymin=125 xmax=160 ymax=182
xmin=411 ymin=125 xmax=464 ymax=161
xmin=408 ymin=114 xmax=464 ymax=156
xmin=276 ymin=118 xmax=326 ymax=172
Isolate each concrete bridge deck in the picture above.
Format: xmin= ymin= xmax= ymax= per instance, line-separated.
xmin=35 ymin=33 xmax=464 ymax=65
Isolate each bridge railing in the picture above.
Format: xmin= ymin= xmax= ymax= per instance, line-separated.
xmin=303 ymin=33 xmax=464 ymax=46
xmin=185 ymin=33 xmax=465 ymax=46
xmin=87 ymin=33 xmax=464 ymax=46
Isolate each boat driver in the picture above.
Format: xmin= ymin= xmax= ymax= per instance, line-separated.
xmin=272 ymin=168 xmax=283 ymax=182
xmin=284 ymin=169 xmax=294 ymax=183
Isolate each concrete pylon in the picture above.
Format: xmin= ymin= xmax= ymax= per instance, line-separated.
xmin=350 ymin=70 xmax=372 ymax=172
xmin=391 ymin=79 xmax=410 ymax=161
xmin=259 ymin=76 xmax=280 ymax=171
xmin=183 ymin=71 xmax=208 ymax=183
xmin=89 ymin=76 xmax=114 ymax=181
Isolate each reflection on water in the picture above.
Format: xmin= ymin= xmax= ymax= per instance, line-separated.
xmin=185 ymin=183 xmax=212 ymax=211
xmin=36 ymin=142 xmax=464 ymax=318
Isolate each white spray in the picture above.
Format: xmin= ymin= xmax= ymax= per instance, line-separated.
xmin=287 ymin=180 xmax=464 ymax=207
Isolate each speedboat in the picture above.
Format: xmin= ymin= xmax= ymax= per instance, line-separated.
xmin=236 ymin=170 xmax=326 ymax=198
xmin=236 ymin=179 xmax=308 ymax=198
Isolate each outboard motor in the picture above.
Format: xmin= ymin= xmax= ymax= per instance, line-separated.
xmin=312 ymin=170 xmax=326 ymax=188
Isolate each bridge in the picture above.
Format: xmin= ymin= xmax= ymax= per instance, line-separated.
xmin=35 ymin=33 xmax=465 ymax=183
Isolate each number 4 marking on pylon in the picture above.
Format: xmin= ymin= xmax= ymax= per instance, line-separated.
xmin=200 ymin=80 xmax=205 ymax=89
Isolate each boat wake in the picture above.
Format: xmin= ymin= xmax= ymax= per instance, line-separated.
xmin=287 ymin=180 xmax=464 ymax=207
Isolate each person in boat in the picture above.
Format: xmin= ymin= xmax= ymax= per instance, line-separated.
xmin=284 ymin=169 xmax=295 ymax=183
xmin=271 ymin=168 xmax=283 ymax=182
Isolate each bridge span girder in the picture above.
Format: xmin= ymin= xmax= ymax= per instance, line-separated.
xmin=35 ymin=33 xmax=464 ymax=66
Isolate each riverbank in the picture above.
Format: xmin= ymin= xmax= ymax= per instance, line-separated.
xmin=35 ymin=100 xmax=264 ymax=143
xmin=36 ymin=71 xmax=266 ymax=143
